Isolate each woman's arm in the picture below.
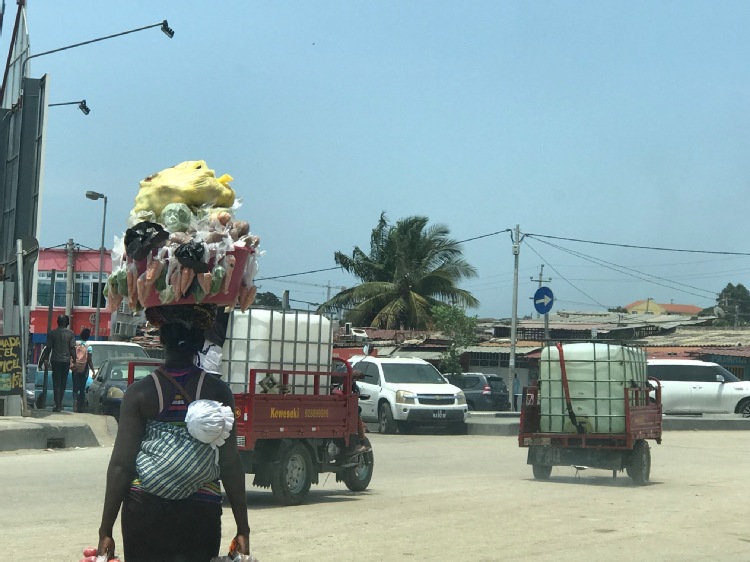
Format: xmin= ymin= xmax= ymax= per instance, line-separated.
xmin=216 ymin=382 xmax=251 ymax=552
xmin=97 ymin=383 xmax=148 ymax=556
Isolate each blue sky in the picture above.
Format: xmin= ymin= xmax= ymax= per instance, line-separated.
xmin=9 ymin=1 xmax=750 ymax=319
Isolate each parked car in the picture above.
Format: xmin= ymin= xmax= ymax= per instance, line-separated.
xmin=351 ymin=355 xmax=468 ymax=433
xmin=86 ymin=357 xmax=162 ymax=419
xmin=648 ymin=359 xmax=750 ymax=416
xmin=447 ymin=373 xmax=510 ymax=411
xmin=25 ymin=364 xmax=37 ymax=408
xmin=86 ymin=341 xmax=150 ymax=377
xmin=33 ymin=367 xmax=92 ymax=411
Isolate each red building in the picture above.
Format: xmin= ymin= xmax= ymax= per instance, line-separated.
xmin=29 ymin=247 xmax=112 ymax=346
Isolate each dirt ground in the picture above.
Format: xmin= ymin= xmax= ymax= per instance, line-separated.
xmin=1 ymin=431 xmax=749 ymax=561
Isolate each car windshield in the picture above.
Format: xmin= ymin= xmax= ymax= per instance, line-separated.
xmin=381 ymin=363 xmax=447 ymax=384
xmin=107 ymin=361 xmax=157 ymax=382
xmin=91 ymin=346 xmax=148 ymax=370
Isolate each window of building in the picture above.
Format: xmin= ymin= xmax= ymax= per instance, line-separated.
xmin=37 ymin=271 xmax=67 ymax=307
xmin=74 ymin=272 xmax=102 ymax=308
xmin=469 ymin=352 xmax=499 ymax=368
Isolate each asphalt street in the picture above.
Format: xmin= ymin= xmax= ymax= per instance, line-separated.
xmin=1 ymin=431 xmax=750 ymax=561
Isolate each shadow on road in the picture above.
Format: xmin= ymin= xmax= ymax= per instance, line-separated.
xmin=525 ymin=474 xmax=664 ymax=488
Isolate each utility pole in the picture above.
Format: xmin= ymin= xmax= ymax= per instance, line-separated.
xmin=65 ymin=239 xmax=74 ymax=318
xmin=509 ymin=224 xmax=521 ymax=389
xmin=531 ymin=264 xmax=552 ymax=339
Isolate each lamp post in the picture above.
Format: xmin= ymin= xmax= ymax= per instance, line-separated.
xmin=48 ymin=100 xmax=91 ymax=115
xmin=2 ymin=19 xmax=174 ymax=103
xmin=86 ymin=191 xmax=107 ymax=340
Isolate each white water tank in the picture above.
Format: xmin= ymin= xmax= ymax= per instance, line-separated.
xmin=539 ymin=343 xmax=647 ymax=434
xmin=222 ymin=308 xmax=333 ymax=393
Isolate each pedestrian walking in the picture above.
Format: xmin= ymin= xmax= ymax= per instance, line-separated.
xmin=513 ymin=374 xmax=521 ymax=412
xmin=96 ymin=304 xmax=251 ymax=562
xmin=42 ymin=315 xmax=76 ymax=412
xmin=71 ymin=328 xmax=94 ymax=413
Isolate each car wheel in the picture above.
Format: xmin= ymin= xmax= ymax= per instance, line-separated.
xmin=532 ymin=464 xmax=552 ymax=479
xmin=343 ymin=450 xmax=374 ymax=492
xmin=737 ymin=398 xmax=750 ymax=418
xmin=627 ymin=440 xmax=651 ymax=485
xmin=271 ymin=442 xmax=313 ymax=505
xmin=378 ymin=403 xmax=397 ymax=434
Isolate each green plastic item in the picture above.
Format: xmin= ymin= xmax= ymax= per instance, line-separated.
xmin=116 ymin=269 xmax=128 ymax=297
xmin=159 ymin=203 xmax=194 ymax=232
xmin=155 ymin=267 xmax=168 ymax=292
xmin=210 ymin=265 xmax=226 ymax=295
xmin=159 ymin=285 xmax=175 ymax=304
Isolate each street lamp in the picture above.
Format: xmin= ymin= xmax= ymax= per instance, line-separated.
xmin=4 ymin=19 xmax=175 ymax=103
xmin=86 ymin=190 xmax=108 ymax=341
xmin=48 ymin=100 xmax=91 ymax=115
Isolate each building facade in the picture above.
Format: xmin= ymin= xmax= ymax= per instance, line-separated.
xmin=29 ymin=246 xmax=112 ymax=347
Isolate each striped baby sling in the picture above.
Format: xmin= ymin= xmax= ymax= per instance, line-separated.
xmin=135 ymin=369 xmax=221 ymax=500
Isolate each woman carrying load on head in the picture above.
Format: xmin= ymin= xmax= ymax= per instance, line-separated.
xmin=96 ymin=304 xmax=251 ymax=562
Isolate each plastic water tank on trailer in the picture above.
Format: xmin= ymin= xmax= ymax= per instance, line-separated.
xmin=539 ymin=343 xmax=647 ymax=434
xmin=222 ymin=308 xmax=333 ymax=393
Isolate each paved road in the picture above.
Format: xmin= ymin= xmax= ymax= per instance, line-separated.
xmin=1 ymin=431 xmax=750 ymax=561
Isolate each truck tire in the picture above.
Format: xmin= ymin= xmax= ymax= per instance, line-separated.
xmin=343 ymin=450 xmax=374 ymax=492
xmin=271 ymin=442 xmax=313 ymax=505
xmin=532 ymin=464 xmax=552 ymax=480
xmin=627 ymin=440 xmax=651 ymax=485
xmin=378 ymin=403 xmax=397 ymax=434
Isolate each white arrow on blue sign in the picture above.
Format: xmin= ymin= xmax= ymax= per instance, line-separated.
xmin=533 ymin=286 xmax=554 ymax=315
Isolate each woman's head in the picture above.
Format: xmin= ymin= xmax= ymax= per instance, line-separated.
xmin=159 ymin=321 xmax=205 ymax=357
xmin=80 ymin=328 xmax=91 ymax=341
xmin=145 ymin=304 xmax=217 ymax=361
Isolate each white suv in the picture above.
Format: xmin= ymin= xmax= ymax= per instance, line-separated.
xmin=351 ymin=356 xmax=468 ymax=433
xmin=648 ymin=359 xmax=750 ymax=416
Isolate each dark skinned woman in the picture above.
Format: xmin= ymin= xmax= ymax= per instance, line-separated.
xmin=96 ymin=304 xmax=250 ymax=561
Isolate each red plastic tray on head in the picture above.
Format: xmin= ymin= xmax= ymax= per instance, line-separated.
xmin=137 ymin=245 xmax=250 ymax=308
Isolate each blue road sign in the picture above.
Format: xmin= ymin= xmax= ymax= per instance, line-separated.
xmin=533 ymin=286 xmax=554 ymax=315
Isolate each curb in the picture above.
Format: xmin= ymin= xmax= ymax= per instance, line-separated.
xmin=0 ymin=418 xmax=99 ymax=452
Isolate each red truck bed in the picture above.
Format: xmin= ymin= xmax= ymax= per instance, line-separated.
xmin=233 ymin=367 xmax=359 ymax=451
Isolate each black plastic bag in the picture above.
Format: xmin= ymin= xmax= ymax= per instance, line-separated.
xmin=125 ymin=221 xmax=169 ymax=260
xmin=175 ymin=240 xmax=209 ymax=273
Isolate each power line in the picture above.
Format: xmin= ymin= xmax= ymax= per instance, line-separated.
xmin=533 ymin=238 xmax=717 ymax=300
xmin=525 ymin=233 xmax=750 ymax=256
xmin=523 ymin=239 xmax=609 ymax=310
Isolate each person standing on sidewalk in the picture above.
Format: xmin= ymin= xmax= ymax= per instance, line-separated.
xmin=71 ymin=328 xmax=95 ymax=413
xmin=513 ymin=374 xmax=521 ymax=412
xmin=46 ymin=315 xmax=76 ymax=412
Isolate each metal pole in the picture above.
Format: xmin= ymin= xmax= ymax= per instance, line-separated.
xmin=16 ymin=240 xmax=29 ymax=416
xmin=509 ymin=224 xmax=520 ymax=409
xmin=37 ymin=268 xmax=55 ymax=409
xmin=94 ymin=196 xmax=107 ymax=341
xmin=65 ymin=239 xmax=74 ymax=317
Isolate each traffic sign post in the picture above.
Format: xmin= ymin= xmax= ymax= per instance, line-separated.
xmin=533 ymin=286 xmax=554 ymax=340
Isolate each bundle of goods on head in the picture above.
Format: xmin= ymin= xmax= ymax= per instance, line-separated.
xmin=105 ymin=160 xmax=261 ymax=313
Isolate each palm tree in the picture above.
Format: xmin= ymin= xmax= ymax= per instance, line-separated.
xmin=320 ymin=213 xmax=479 ymax=329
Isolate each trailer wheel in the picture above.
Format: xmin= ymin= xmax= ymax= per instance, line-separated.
xmin=271 ymin=442 xmax=313 ymax=505
xmin=627 ymin=440 xmax=651 ymax=485
xmin=343 ymin=450 xmax=374 ymax=492
xmin=378 ymin=403 xmax=397 ymax=434
xmin=532 ymin=464 xmax=552 ymax=480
